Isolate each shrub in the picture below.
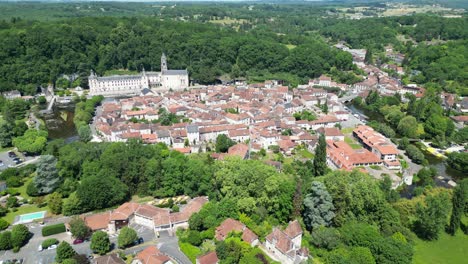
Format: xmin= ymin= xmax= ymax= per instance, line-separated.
xmin=0 ymin=219 xmax=9 ymax=230
xmin=0 ymin=231 xmax=12 ymax=250
xmin=42 ymin=238 xmax=59 ymax=248
xmin=42 ymin=223 xmax=66 ymax=236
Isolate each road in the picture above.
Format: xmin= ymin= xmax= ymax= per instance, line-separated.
xmin=0 ymin=221 xmax=190 ymax=264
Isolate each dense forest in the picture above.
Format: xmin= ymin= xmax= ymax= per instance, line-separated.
xmin=0 ymin=2 xmax=467 ymax=94
xmin=0 ymin=16 xmax=354 ymax=92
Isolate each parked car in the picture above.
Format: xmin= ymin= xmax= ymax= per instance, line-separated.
xmin=37 ymin=245 xmax=43 ymax=252
xmin=73 ymin=239 xmax=83 ymax=245
xmin=133 ymin=237 xmax=144 ymax=245
xmin=0 ymin=160 xmax=4 ymax=167
xmin=8 ymin=151 xmax=16 ymax=158
xmin=48 ymin=244 xmax=57 ymax=250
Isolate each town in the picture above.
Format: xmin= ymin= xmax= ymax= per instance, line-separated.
xmin=0 ymin=1 xmax=467 ymax=264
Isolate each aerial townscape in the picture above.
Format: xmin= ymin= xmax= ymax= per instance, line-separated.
xmin=0 ymin=1 xmax=467 ymax=264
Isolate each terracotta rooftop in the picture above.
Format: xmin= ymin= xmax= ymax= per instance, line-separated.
xmin=197 ymin=251 xmax=219 ymax=264
xmin=135 ymin=245 xmax=171 ymax=264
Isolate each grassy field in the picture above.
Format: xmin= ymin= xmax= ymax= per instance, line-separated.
xmin=2 ymin=177 xmax=50 ymax=224
xmin=413 ymin=232 xmax=468 ymax=264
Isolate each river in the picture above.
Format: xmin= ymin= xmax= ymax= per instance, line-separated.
xmin=40 ymin=105 xmax=79 ymax=142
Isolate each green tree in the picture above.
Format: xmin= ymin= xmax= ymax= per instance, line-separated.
xmin=414 ymin=192 xmax=451 ymax=240
xmin=448 ymin=179 xmax=468 ymax=235
xmin=397 ymin=116 xmax=420 ymax=138
xmin=215 ymin=134 xmax=235 ymax=153
xmin=447 ymin=152 xmax=468 ymax=174
xmin=303 ymin=181 xmax=335 ymax=231
xmin=0 ymin=219 xmax=9 ymax=230
xmin=118 ymin=227 xmax=138 ymax=249
xmin=34 ymin=155 xmax=61 ymax=195
xmin=0 ymin=231 xmax=12 ymax=250
xmin=90 ymin=231 xmax=111 ymax=255
xmin=310 ymin=226 xmax=341 ymax=250
xmin=76 ymin=173 xmax=128 ymax=211
xmin=69 ymin=217 xmax=90 ymax=240
xmin=56 ymin=241 xmax=77 ymax=263
xmin=62 ymin=192 xmax=83 ymax=216
xmin=77 ymin=126 xmax=92 ymax=142
xmin=405 ymin=145 xmax=425 ymax=164
xmin=12 ymin=129 xmax=48 ymax=154
xmin=11 ymin=224 xmax=30 ymax=249
xmin=47 ymin=192 xmax=63 ymax=214
xmin=313 ymin=134 xmax=327 ymax=176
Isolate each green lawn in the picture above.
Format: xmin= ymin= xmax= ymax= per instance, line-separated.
xmin=297 ymin=149 xmax=314 ymax=159
xmin=341 ymin=127 xmax=354 ymax=134
xmin=344 ymin=136 xmax=362 ymax=149
xmin=413 ymin=232 xmax=468 ymax=264
xmin=2 ymin=204 xmax=49 ymax=224
xmin=2 ymin=177 xmax=50 ymax=224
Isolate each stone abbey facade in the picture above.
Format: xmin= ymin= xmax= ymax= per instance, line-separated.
xmin=88 ymin=53 xmax=189 ymax=97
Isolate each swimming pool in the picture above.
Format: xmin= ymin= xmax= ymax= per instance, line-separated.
xmin=17 ymin=211 xmax=47 ymax=224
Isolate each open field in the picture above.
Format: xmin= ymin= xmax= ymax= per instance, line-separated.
xmin=413 ymin=232 xmax=468 ymax=264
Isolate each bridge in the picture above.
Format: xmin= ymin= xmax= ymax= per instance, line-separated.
xmin=338 ymin=93 xmax=358 ymax=103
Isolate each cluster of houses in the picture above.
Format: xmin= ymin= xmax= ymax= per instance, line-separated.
xmin=196 ymin=218 xmax=308 ymax=264
xmin=94 ymin=83 xmax=347 ymax=156
xmin=78 ymin=196 xmax=208 ymax=236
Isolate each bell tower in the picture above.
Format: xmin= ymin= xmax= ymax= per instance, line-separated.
xmin=161 ymin=53 xmax=168 ymax=72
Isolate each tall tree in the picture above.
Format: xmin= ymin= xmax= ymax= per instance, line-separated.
xmin=414 ymin=192 xmax=451 ymax=240
xmin=313 ymin=133 xmax=327 ymax=176
xmin=10 ymin=224 xmax=30 ymax=250
xmin=118 ymin=227 xmax=138 ymax=249
xmin=303 ymin=181 xmax=335 ymax=231
xmin=448 ymin=179 xmax=468 ymax=235
xmin=34 ymin=155 xmax=61 ymax=195
xmin=47 ymin=192 xmax=63 ymax=215
xmin=56 ymin=242 xmax=77 ymax=263
xmin=90 ymin=231 xmax=111 ymax=255
xmin=69 ymin=217 xmax=90 ymax=240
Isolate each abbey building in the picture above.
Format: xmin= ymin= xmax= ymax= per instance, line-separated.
xmin=89 ymin=53 xmax=189 ymax=97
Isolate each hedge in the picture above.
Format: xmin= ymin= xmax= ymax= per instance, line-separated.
xmin=42 ymin=238 xmax=59 ymax=248
xmin=42 ymin=223 xmax=66 ymax=236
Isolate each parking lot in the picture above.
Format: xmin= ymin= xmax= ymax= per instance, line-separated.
xmin=0 ymin=150 xmax=24 ymax=170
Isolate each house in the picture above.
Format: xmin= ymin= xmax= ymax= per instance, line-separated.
xmin=186 ymin=125 xmax=200 ymax=145
xmin=317 ymin=127 xmax=344 ymax=141
xmin=83 ymin=197 xmax=208 ymax=235
xmin=2 ymin=90 xmax=21 ymax=100
xmin=94 ymin=253 xmax=126 ymax=264
xmin=215 ymin=218 xmax=259 ymax=246
xmin=451 ymin=115 xmax=468 ymax=128
xmin=196 ymin=251 xmax=219 ymax=264
xmin=264 ymin=220 xmax=308 ymax=264
xmin=326 ymin=140 xmax=382 ymax=170
xmin=132 ymin=245 xmax=173 ymax=264
xmin=226 ymin=143 xmax=249 ymax=159
xmin=353 ymin=125 xmax=400 ymax=169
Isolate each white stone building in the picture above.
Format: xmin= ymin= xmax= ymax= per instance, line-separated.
xmin=89 ymin=54 xmax=189 ymax=97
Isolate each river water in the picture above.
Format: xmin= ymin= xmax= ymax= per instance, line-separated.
xmin=41 ymin=105 xmax=79 ymax=142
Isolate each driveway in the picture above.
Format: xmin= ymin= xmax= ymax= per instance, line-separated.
xmin=0 ymin=218 xmax=191 ymax=264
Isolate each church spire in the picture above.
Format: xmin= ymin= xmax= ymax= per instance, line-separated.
xmin=161 ymin=52 xmax=168 ymax=72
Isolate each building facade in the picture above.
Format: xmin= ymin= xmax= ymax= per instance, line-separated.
xmin=89 ymin=54 xmax=189 ymax=97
